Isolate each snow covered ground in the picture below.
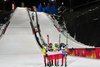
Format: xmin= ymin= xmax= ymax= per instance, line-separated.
xmin=67 ymin=56 xmax=100 ymax=67
xmin=0 ymin=55 xmax=99 ymax=67
xmin=0 ymin=7 xmax=99 ymax=67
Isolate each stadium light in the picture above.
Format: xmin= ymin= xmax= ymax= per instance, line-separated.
xmin=51 ymin=0 xmax=54 ymax=1
xmin=4 ymin=0 xmax=7 ymax=2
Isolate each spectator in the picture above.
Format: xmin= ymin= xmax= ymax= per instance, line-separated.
xmin=37 ymin=3 xmax=43 ymax=12
xmin=42 ymin=2 xmax=47 ymax=12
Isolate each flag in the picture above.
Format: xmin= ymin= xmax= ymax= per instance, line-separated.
xmin=47 ymin=51 xmax=63 ymax=60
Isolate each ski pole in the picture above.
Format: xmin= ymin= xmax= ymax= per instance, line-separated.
xmin=47 ymin=35 xmax=49 ymax=45
xmin=59 ymin=34 xmax=61 ymax=45
xmin=65 ymin=54 xmax=67 ymax=67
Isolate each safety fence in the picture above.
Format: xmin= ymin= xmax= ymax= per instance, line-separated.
xmin=0 ymin=21 xmax=10 ymax=39
xmin=68 ymin=48 xmax=100 ymax=59
xmin=0 ymin=10 xmax=11 ymax=39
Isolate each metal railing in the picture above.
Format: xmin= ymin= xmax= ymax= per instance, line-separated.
xmin=0 ymin=19 xmax=10 ymax=39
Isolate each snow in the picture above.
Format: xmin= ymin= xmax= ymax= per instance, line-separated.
xmin=0 ymin=54 xmax=44 ymax=67
xmin=0 ymin=55 xmax=99 ymax=67
xmin=0 ymin=7 xmax=42 ymax=54
xmin=67 ymin=56 xmax=100 ymax=67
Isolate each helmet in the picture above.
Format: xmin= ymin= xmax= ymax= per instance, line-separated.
xmin=49 ymin=43 xmax=52 ymax=48
xmin=55 ymin=42 xmax=59 ymax=48
xmin=49 ymin=43 xmax=52 ymax=45
xmin=60 ymin=43 xmax=66 ymax=47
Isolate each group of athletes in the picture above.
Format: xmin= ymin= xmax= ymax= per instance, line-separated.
xmin=42 ymin=42 xmax=69 ymax=66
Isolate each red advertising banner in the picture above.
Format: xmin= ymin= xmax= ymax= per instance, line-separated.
xmin=68 ymin=48 xmax=100 ymax=59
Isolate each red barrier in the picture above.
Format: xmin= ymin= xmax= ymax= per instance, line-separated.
xmin=68 ymin=48 xmax=100 ymax=59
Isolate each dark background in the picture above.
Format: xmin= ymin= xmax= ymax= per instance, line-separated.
xmin=0 ymin=0 xmax=97 ymax=11
xmin=0 ymin=0 xmax=50 ymax=11
xmin=62 ymin=0 xmax=100 ymax=47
